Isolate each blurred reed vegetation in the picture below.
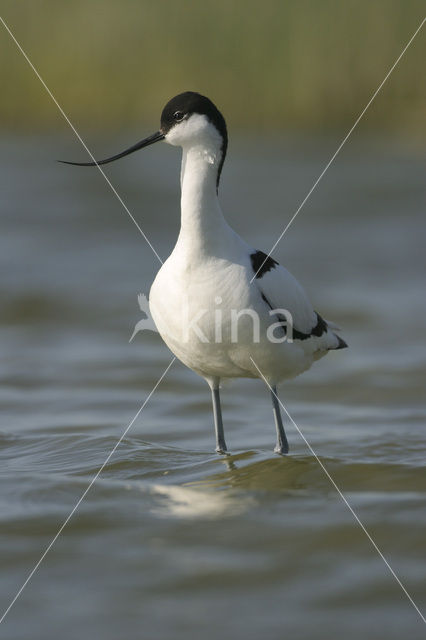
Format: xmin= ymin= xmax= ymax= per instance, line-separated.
xmin=0 ymin=0 xmax=425 ymax=134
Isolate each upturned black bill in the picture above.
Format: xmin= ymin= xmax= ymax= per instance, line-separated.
xmin=59 ymin=130 xmax=165 ymax=166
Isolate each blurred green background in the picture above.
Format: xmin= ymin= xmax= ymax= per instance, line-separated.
xmin=1 ymin=0 xmax=425 ymax=135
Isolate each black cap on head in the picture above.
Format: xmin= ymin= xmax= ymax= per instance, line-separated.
xmin=161 ymin=91 xmax=227 ymax=140
xmin=59 ymin=91 xmax=228 ymax=189
xmin=161 ymin=92 xmax=228 ymax=189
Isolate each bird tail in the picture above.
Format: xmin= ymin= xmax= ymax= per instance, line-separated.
xmin=330 ymin=333 xmax=348 ymax=350
xmin=325 ymin=319 xmax=342 ymax=332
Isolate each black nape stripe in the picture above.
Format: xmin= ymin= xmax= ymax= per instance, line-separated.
xmin=160 ymin=91 xmax=228 ymax=191
xmin=251 ymin=251 xmax=278 ymax=278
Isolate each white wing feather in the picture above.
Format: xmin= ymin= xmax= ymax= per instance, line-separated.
xmin=255 ymin=263 xmax=316 ymax=333
xmin=254 ymin=262 xmax=343 ymax=352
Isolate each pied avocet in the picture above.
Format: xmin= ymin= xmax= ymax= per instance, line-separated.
xmin=63 ymin=91 xmax=347 ymax=455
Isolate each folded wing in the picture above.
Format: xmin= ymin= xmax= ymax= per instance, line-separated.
xmin=250 ymin=250 xmax=347 ymax=353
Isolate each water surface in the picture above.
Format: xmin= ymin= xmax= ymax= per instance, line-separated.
xmin=0 ymin=134 xmax=425 ymax=639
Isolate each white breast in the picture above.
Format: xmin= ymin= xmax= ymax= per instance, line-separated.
xmin=149 ymin=244 xmax=315 ymax=384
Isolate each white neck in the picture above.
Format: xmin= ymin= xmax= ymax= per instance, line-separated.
xmin=176 ymin=143 xmax=230 ymax=255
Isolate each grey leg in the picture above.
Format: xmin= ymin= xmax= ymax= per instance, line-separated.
xmin=211 ymin=386 xmax=227 ymax=454
xmin=271 ymin=386 xmax=289 ymax=454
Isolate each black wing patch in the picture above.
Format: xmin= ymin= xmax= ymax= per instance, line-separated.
xmin=262 ymin=293 xmax=328 ymax=340
xmin=292 ymin=312 xmax=327 ymax=340
xmin=250 ymin=251 xmax=278 ymax=279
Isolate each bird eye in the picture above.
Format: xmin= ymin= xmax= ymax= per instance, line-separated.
xmin=173 ymin=111 xmax=185 ymax=121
